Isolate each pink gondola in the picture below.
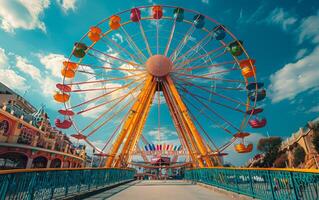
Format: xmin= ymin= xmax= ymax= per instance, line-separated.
xmin=55 ymin=118 xmax=72 ymax=129
xmin=246 ymin=108 xmax=263 ymax=115
xmin=71 ymin=134 xmax=87 ymax=140
xmin=56 ymin=83 xmax=71 ymax=92
xmin=58 ymin=109 xmax=75 ymax=116
xmin=248 ymin=118 xmax=267 ymax=128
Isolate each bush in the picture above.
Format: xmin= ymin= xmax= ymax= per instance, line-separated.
xmin=257 ymin=137 xmax=282 ymax=167
xmin=293 ymin=145 xmax=306 ymax=167
xmin=273 ymin=153 xmax=288 ymax=168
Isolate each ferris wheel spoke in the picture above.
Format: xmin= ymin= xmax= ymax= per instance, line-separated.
xmin=173 ymin=76 xmax=253 ymax=108
xmin=183 ymin=98 xmax=220 ymax=150
xmin=101 ymin=108 xmax=132 ymax=152
xmin=182 ymin=95 xmax=232 ymax=134
xmin=169 ymin=25 xmax=195 ymax=61
xmin=179 ymin=83 xmax=245 ymax=91
xmin=120 ymin=26 xmax=148 ymax=62
xmin=101 ymin=36 xmax=142 ymax=65
xmin=78 ymin=83 xmax=142 ymax=135
xmin=66 ymin=73 xmax=146 ymax=86
xmin=177 ymin=84 xmax=245 ymax=114
xmin=182 ymin=88 xmax=241 ymax=132
xmin=90 ymin=47 xmax=140 ymax=66
xmin=174 ymin=46 xmax=227 ymax=69
xmin=70 ymin=76 xmax=146 ymax=109
xmin=76 ymin=84 xmax=143 ymax=115
xmin=164 ymin=18 xmax=177 ymax=56
xmin=174 ymin=28 xmax=215 ymax=63
xmin=174 ymin=60 xmax=236 ymax=72
xmin=85 ymin=96 xmax=135 ymax=137
xmin=172 ymin=68 xmax=239 ymax=78
xmin=173 ymin=73 xmax=244 ymax=83
xmin=79 ymin=63 xmax=145 ymax=73
xmin=137 ymin=19 xmax=152 ymax=57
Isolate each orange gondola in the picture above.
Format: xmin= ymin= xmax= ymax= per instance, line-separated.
xmin=241 ymin=65 xmax=256 ymax=78
xmin=61 ymin=68 xmax=75 ymax=78
xmin=152 ymin=5 xmax=163 ymax=19
xmin=63 ymin=61 xmax=78 ymax=70
xmin=53 ymin=92 xmax=70 ymax=103
xmin=109 ymin=15 xmax=121 ymax=30
xmin=88 ymin=26 xmax=102 ymax=42
xmin=234 ymin=143 xmax=253 ymax=153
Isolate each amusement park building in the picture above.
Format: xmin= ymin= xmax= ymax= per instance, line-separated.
xmin=0 ymin=82 xmax=87 ymax=169
xmin=280 ymin=117 xmax=319 ymax=169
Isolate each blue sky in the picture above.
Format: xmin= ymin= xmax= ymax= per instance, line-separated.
xmin=0 ymin=0 xmax=318 ymax=165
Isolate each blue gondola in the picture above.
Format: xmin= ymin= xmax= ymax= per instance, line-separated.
xmin=193 ymin=14 xmax=205 ymax=29
xmin=213 ymin=25 xmax=226 ymax=40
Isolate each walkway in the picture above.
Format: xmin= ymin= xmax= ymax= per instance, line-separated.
xmin=85 ymin=180 xmax=247 ymax=200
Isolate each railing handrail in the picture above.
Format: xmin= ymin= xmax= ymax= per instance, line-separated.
xmin=0 ymin=167 xmax=135 ymax=175
xmin=189 ymin=167 xmax=319 ymax=173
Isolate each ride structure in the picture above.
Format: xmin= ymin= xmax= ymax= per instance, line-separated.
xmin=53 ymin=5 xmax=267 ymax=169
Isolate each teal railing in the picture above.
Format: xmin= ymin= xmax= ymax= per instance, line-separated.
xmin=185 ymin=168 xmax=319 ymax=200
xmin=0 ymin=168 xmax=135 ymax=200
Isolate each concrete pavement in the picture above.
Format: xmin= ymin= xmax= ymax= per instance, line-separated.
xmin=85 ymin=180 xmax=247 ymax=200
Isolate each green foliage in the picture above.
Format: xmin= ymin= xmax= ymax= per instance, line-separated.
xmin=293 ymin=145 xmax=306 ymax=167
xmin=273 ymin=153 xmax=288 ymax=168
xmin=257 ymin=137 xmax=282 ymax=167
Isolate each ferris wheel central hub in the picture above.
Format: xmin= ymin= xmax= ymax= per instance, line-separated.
xmin=145 ymin=55 xmax=173 ymax=77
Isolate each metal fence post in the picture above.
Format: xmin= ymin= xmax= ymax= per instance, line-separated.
xmin=290 ymin=172 xmax=299 ymax=200
xmin=0 ymin=174 xmax=11 ymax=200
xmin=267 ymin=171 xmax=276 ymax=200
xmin=248 ymin=171 xmax=254 ymax=197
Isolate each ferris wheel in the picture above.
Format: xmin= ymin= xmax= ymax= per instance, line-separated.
xmin=53 ymin=5 xmax=267 ymax=168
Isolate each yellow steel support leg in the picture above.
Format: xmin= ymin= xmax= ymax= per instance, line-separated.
xmin=165 ymin=76 xmax=213 ymax=167
xmin=162 ymin=82 xmax=199 ymax=167
xmin=105 ymin=76 xmax=154 ymax=167
xmin=117 ymin=80 xmax=156 ymax=166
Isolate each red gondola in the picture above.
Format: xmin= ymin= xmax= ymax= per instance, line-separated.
xmin=246 ymin=108 xmax=263 ymax=115
xmin=71 ymin=134 xmax=87 ymax=140
xmin=55 ymin=119 xmax=72 ymax=129
xmin=56 ymin=83 xmax=71 ymax=92
xmin=248 ymin=118 xmax=267 ymax=128
xmin=58 ymin=109 xmax=75 ymax=116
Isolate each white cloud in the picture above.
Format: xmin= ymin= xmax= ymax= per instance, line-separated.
xmin=56 ymin=0 xmax=77 ymax=12
xmin=295 ymin=48 xmax=307 ymax=59
xmin=15 ymin=56 xmax=42 ymax=81
xmin=0 ymin=48 xmax=28 ymax=91
xmin=0 ymin=0 xmax=50 ymax=33
xmin=38 ymin=53 xmax=67 ymax=78
xmin=269 ymin=46 xmax=319 ymax=103
xmin=298 ymin=10 xmax=319 ymax=44
xmin=308 ymin=105 xmax=319 ymax=113
xmin=111 ymin=33 xmax=123 ymax=44
xmin=147 ymin=127 xmax=178 ymax=144
xmin=41 ymin=76 xmax=58 ymax=97
xmin=266 ymin=8 xmax=297 ymax=30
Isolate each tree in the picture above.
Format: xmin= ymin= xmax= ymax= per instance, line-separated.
xmin=293 ymin=145 xmax=306 ymax=167
xmin=273 ymin=153 xmax=288 ymax=168
xmin=257 ymin=137 xmax=282 ymax=167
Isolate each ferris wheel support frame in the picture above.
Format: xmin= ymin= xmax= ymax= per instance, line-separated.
xmin=105 ymin=74 xmax=213 ymax=168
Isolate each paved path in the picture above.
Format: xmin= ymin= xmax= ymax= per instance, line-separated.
xmin=85 ymin=180 xmax=238 ymax=200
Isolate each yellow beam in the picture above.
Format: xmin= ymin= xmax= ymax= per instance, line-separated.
xmin=105 ymin=76 xmax=154 ymax=167
xmin=165 ymin=76 xmax=213 ymax=167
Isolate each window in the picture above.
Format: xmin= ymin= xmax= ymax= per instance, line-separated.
xmin=0 ymin=120 xmax=10 ymax=136
xmin=17 ymin=127 xmax=34 ymax=145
